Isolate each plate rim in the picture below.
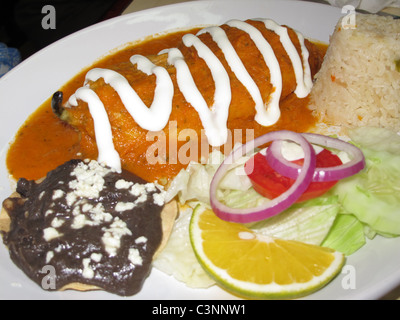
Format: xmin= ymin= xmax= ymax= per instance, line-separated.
xmin=1 ymin=0 xmax=399 ymax=300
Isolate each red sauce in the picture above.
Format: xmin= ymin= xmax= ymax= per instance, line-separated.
xmin=6 ymin=27 xmax=327 ymax=182
xmin=6 ymin=30 xmax=197 ymax=181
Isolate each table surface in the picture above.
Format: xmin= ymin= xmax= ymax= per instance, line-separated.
xmin=121 ymin=0 xmax=400 ymax=300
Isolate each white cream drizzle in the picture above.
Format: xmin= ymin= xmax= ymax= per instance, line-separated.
xmin=256 ymin=18 xmax=312 ymax=98
xmin=182 ymin=33 xmax=232 ymax=146
xmin=80 ymin=55 xmax=174 ymax=132
xmin=196 ymin=25 xmax=265 ymax=129
xmin=69 ymin=87 xmax=122 ymax=172
xmin=294 ymin=30 xmax=313 ymax=93
xmin=226 ymin=19 xmax=283 ymax=126
xmin=161 ymin=47 xmax=228 ymax=146
xmin=68 ymin=19 xmax=313 ymax=171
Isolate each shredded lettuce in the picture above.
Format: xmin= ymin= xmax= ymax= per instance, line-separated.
xmin=321 ymin=214 xmax=366 ymax=256
xmin=348 ymin=127 xmax=400 ymax=155
xmin=153 ymin=205 xmax=215 ymax=288
xmin=331 ymin=127 xmax=400 ymax=237
xmin=250 ymin=196 xmax=340 ymax=246
xmin=165 ymin=149 xmax=254 ymax=206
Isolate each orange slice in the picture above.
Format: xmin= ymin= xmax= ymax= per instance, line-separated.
xmin=189 ymin=206 xmax=345 ymax=299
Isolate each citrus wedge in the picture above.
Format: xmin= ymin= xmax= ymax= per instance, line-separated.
xmin=189 ymin=205 xmax=345 ymax=299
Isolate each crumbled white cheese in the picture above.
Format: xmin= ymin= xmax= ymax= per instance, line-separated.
xmin=115 ymin=179 xmax=133 ymax=189
xmin=69 ymin=160 xmax=110 ymax=199
xmin=145 ymin=183 xmax=157 ymax=193
xmin=39 ymin=191 xmax=45 ymax=200
xmin=69 ymin=174 xmax=104 ymax=199
xmin=128 ymin=248 xmax=143 ymax=266
xmin=82 ymin=252 xmax=103 ymax=279
xmin=135 ymin=193 xmax=147 ymax=204
xmin=71 ymin=214 xmax=87 ymax=229
xmin=82 ymin=258 xmax=94 ymax=279
xmin=70 ymin=200 xmax=113 ymax=229
xmin=130 ymin=183 xmax=146 ymax=197
xmin=128 ymin=182 xmax=166 ymax=206
xmin=101 ymin=217 xmax=132 ymax=257
xmin=127 ymin=182 xmax=168 ymax=207
xmin=66 ymin=192 xmax=77 ymax=207
xmin=43 ymin=227 xmax=63 ymax=241
xmin=81 ymin=202 xmax=93 ymax=212
xmin=51 ymin=217 xmax=65 ymax=228
xmin=153 ymin=192 xmax=165 ymax=206
xmin=72 ymin=204 xmax=81 ymax=216
xmin=135 ymin=236 xmax=147 ymax=244
xmin=52 ymin=189 xmax=64 ymax=200
xmin=115 ymin=202 xmax=135 ymax=212
xmin=46 ymin=251 xmax=54 ymax=263
xmin=89 ymin=203 xmax=113 ymax=225
xmin=90 ymin=252 xmax=102 ymax=263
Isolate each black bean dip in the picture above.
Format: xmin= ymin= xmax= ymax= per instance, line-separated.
xmin=1 ymin=159 xmax=167 ymax=296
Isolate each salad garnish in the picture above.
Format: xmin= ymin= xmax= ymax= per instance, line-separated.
xmin=266 ymin=133 xmax=366 ymax=182
xmin=210 ymin=130 xmax=365 ymax=223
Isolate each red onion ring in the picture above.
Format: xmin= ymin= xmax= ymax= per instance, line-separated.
xmin=209 ymin=130 xmax=316 ymax=223
xmin=265 ymin=133 xmax=365 ymax=182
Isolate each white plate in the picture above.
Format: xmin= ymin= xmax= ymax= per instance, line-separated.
xmin=0 ymin=0 xmax=399 ymax=300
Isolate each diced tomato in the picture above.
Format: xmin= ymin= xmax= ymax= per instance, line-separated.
xmin=244 ymin=149 xmax=343 ymax=203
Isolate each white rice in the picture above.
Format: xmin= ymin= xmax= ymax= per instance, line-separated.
xmin=309 ymin=14 xmax=400 ymax=134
